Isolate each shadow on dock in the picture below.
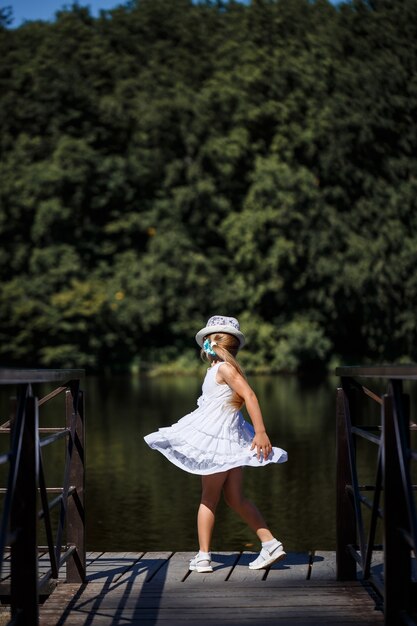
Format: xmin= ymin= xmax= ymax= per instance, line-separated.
xmin=37 ymin=551 xmax=385 ymax=626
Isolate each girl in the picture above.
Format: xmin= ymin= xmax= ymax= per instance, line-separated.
xmin=144 ymin=315 xmax=288 ymax=572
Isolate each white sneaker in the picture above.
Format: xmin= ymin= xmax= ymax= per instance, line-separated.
xmin=248 ymin=540 xmax=286 ymax=570
xmin=189 ymin=552 xmax=213 ymax=573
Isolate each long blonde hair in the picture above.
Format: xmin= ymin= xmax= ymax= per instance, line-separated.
xmin=201 ymin=332 xmax=245 ymax=410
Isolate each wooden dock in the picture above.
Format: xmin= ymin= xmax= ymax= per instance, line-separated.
xmin=2 ymin=367 xmax=416 ymax=625
xmin=8 ymin=550 xmax=384 ymax=625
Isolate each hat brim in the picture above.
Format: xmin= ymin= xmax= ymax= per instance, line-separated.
xmin=195 ymin=325 xmax=245 ymax=348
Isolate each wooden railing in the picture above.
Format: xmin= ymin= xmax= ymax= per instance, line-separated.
xmin=336 ymin=366 xmax=417 ymax=626
xmin=0 ymin=369 xmax=85 ymax=625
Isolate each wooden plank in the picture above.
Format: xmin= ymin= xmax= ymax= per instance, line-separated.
xmin=0 ymin=552 xmax=11 ymax=586
xmin=38 ymin=615 xmax=296 ymax=626
xmin=42 ymin=575 xmax=353 ymax=615
xmin=39 ymin=601 xmax=384 ymax=623
xmin=85 ymin=551 xmax=105 ymax=569
xmin=0 ymin=608 xmax=10 ymax=625
xmin=76 ymin=582 xmax=380 ymax=601
xmin=73 ymin=586 xmax=384 ymax=609
xmin=2 ymin=551 xmax=101 ymax=581
xmin=38 ymin=552 xmax=66 ymax=581
xmin=42 ymin=552 xmax=173 ymax=616
xmin=40 ymin=613 xmax=381 ymax=626
xmin=149 ymin=551 xmax=191 ymax=584
xmin=160 ymin=603 xmax=381 ymax=612
xmin=310 ymin=550 xmax=337 ymax=580
xmin=117 ymin=551 xmax=172 ymax=584
xmin=186 ymin=552 xmax=238 ymax=584
xmin=37 ymin=551 xmax=385 ymax=626
xmin=266 ymin=551 xmax=310 ymax=581
xmin=86 ymin=551 xmax=145 ymax=583
xmin=224 ymin=551 xmax=265 ymax=582
xmin=40 ymin=601 xmax=384 ymax=625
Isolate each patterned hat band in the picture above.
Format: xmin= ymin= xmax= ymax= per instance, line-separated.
xmin=195 ymin=315 xmax=245 ymax=348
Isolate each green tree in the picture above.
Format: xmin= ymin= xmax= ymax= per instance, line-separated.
xmin=1 ymin=0 xmax=417 ymax=372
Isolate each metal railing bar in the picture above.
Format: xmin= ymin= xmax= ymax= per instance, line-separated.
xmin=0 ymin=369 xmax=84 ymax=384
xmin=37 ymin=545 xmax=76 ymax=590
xmin=339 ymin=381 xmax=369 ymax=572
xmin=39 ymin=428 xmax=67 ymax=433
xmin=38 ymin=487 xmax=76 ymax=519
xmin=38 ymin=449 xmax=59 ymax=579
xmin=0 ymin=487 xmax=72 ymax=495
xmin=0 ymin=452 xmax=10 ymax=465
xmin=368 ymin=572 xmax=384 ymax=597
xmin=364 ymin=448 xmax=383 ymax=579
xmin=391 ymin=382 xmax=417 ymax=558
xmin=336 ymin=365 xmax=417 ymax=379
xmin=346 ymin=484 xmax=378 ymax=493
xmin=398 ymin=612 xmax=417 ymax=626
xmin=361 ymin=386 xmax=383 ymax=405
xmin=40 ymin=429 xmax=69 ymax=448
xmin=4 ymin=530 xmax=17 ymax=545
xmin=0 ymin=402 xmax=16 ymax=431
xmin=346 ymin=486 xmax=383 ymax=517
xmin=337 ymin=370 xmax=417 ymax=626
xmin=361 ymin=495 xmax=383 ymax=517
xmin=346 ymin=424 xmax=368 ymax=568
xmin=54 ymin=388 xmax=79 ymax=568
xmin=0 ymin=426 xmax=67 ymax=434
xmin=347 ymin=543 xmax=386 ymax=585
xmin=0 ymin=370 xmax=86 ymax=624
xmin=342 ymin=376 xmax=381 ymax=403
xmin=0 ymin=384 xmax=29 ymax=578
xmin=345 ymin=484 xmax=397 ymax=492
xmin=397 ymin=527 xmax=415 ymax=550
xmin=346 ymin=544 xmax=362 ymax=565
xmin=1 ymin=546 xmax=49 ymax=555
xmin=38 ymin=386 xmax=68 ymax=407
xmin=351 ymin=426 xmax=381 ymax=445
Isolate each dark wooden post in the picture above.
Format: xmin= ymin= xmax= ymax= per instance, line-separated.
xmin=66 ymin=386 xmax=86 ymax=583
xmin=336 ymin=387 xmax=357 ymax=580
xmin=382 ymin=391 xmax=411 ymax=625
xmin=10 ymin=387 xmax=39 ymax=625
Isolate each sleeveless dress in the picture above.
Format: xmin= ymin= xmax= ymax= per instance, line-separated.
xmin=144 ymin=362 xmax=288 ymax=475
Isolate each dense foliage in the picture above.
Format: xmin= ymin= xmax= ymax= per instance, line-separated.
xmin=1 ymin=0 xmax=417 ymax=374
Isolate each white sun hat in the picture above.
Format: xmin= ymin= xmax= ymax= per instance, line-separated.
xmin=195 ymin=315 xmax=245 ymax=348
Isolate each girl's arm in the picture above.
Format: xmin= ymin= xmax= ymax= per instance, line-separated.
xmin=217 ymin=363 xmax=273 ymax=460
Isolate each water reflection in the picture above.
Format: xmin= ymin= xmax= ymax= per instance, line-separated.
xmin=0 ymin=375 xmax=341 ymax=552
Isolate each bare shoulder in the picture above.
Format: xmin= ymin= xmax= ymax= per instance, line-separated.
xmin=217 ymin=362 xmax=240 ymax=384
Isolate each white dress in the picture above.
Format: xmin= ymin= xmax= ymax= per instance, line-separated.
xmin=144 ymin=362 xmax=288 ymax=475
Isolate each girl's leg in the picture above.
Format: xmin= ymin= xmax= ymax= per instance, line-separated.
xmin=198 ymin=471 xmax=229 ymax=552
xmin=222 ymin=467 xmax=274 ymax=543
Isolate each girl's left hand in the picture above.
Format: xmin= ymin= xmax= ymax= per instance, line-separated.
xmin=251 ymin=431 xmax=273 ymax=461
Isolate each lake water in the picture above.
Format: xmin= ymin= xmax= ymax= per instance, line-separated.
xmin=0 ymin=374 xmax=351 ymax=553
xmin=85 ymin=374 xmax=341 ymax=553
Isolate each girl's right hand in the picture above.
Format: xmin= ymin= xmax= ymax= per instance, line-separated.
xmin=251 ymin=431 xmax=273 ymax=461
